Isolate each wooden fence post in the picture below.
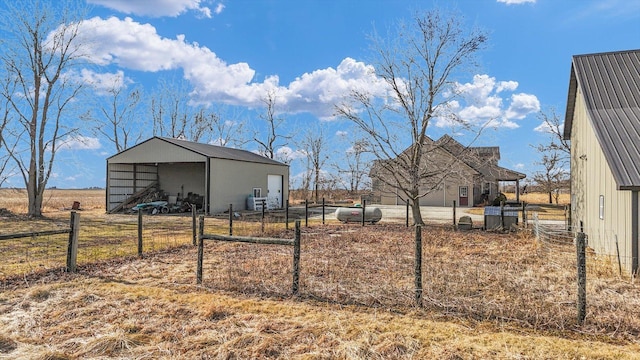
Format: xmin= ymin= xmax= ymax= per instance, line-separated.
xmin=362 ymin=199 xmax=366 ymax=227
xmin=414 ymin=224 xmax=423 ymax=307
xmin=229 ymin=203 xmax=233 ymax=236
xmin=305 ymin=199 xmax=309 ymax=227
xmin=197 ymin=215 xmax=205 ymax=284
xmin=285 ymin=199 xmax=290 ymax=230
xmin=192 ymin=204 xmax=197 ymax=246
xmin=576 ymin=232 xmax=587 ymax=325
xmin=293 ymin=220 xmax=301 ymax=295
xmin=137 ymin=208 xmax=143 ymax=258
xmin=65 ymin=211 xmax=80 ymax=273
xmin=322 ymin=197 xmax=325 ymax=225
xmin=522 ymin=201 xmax=527 ymax=229
xmin=500 ymin=201 xmax=505 ymax=231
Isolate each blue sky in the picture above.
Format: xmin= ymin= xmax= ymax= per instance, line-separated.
xmin=2 ymin=0 xmax=640 ymax=189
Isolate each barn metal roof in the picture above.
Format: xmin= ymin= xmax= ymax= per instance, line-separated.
xmin=159 ymin=137 xmax=288 ymax=166
xmin=564 ymin=49 xmax=640 ymax=190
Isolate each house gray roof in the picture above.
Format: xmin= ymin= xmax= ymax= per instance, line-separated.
xmin=436 ymin=135 xmax=525 ymax=181
xmin=156 ymin=137 xmax=287 ymax=166
xmin=563 ymin=49 xmax=640 ymax=190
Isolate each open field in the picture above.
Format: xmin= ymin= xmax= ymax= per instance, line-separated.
xmin=2 ymin=189 xmax=640 ymax=358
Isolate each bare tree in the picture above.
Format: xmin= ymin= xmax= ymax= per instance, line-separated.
xmin=335 ymin=9 xmax=487 ymax=225
xmin=0 ymin=0 xmax=87 ymax=217
xmin=533 ymin=108 xmax=571 ymax=204
xmin=537 ymin=108 xmax=570 ymax=158
xmin=334 ymin=138 xmax=371 ymax=194
xmin=0 ymin=91 xmax=14 ymax=187
xmin=255 ymin=90 xmax=291 ymax=159
xmin=208 ymin=106 xmax=249 ymax=148
xmin=83 ymin=79 xmax=143 ymax=153
xmin=299 ymin=125 xmax=330 ymax=203
xmin=533 ymin=150 xmax=569 ymax=204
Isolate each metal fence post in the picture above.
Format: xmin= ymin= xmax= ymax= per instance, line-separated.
xmin=293 ymin=220 xmax=301 ymax=295
xmin=322 ymin=197 xmax=325 ymax=225
xmin=285 ymin=199 xmax=290 ymax=230
xmin=305 ymin=199 xmax=309 ymax=227
xmin=229 ymin=203 xmax=233 ymax=236
xmin=137 ymin=208 xmax=143 ymax=258
xmin=406 ymin=199 xmax=410 ymax=228
xmin=65 ymin=211 xmax=80 ymax=273
xmin=192 ymin=204 xmax=197 ymax=246
xmin=197 ymin=215 xmax=205 ymax=284
xmin=576 ymin=232 xmax=587 ymax=325
xmin=362 ymin=199 xmax=366 ymax=227
xmin=453 ymin=200 xmax=457 ymax=228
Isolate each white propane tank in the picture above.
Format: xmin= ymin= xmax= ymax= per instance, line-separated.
xmin=335 ymin=206 xmax=382 ymax=224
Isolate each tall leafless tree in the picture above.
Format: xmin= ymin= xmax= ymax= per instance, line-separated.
xmin=335 ymin=9 xmax=487 ymax=225
xmin=83 ymin=78 xmax=143 ymax=153
xmin=0 ymin=0 xmax=87 ymax=217
xmin=299 ymin=125 xmax=330 ymax=203
xmin=334 ymin=137 xmax=371 ymax=194
xmin=533 ymin=108 xmax=571 ymax=204
xmin=533 ymin=151 xmax=569 ymax=204
xmin=207 ymin=106 xmax=249 ymax=148
xmin=255 ymin=90 xmax=291 ymax=159
xmin=537 ymin=108 xmax=570 ymax=159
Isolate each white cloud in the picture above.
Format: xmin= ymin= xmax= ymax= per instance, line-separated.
xmin=505 ymin=93 xmax=541 ymax=120
xmin=214 ymin=3 xmax=225 ymax=15
xmin=336 ymin=130 xmax=348 ymax=137
xmin=76 ymin=17 xmax=387 ymax=119
xmin=497 ymin=0 xmax=536 ymax=5
xmin=58 ymin=136 xmax=102 ymax=151
xmin=71 ymin=69 xmax=130 ymax=94
xmin=276 ymin=146 xmax=307 ymax=163
xmin=514 ymin=163 xmax=525 ymax=169
xmin=87 ymin=0 xmax=212 ymax=18
xmin=435 ymin=74 xmax=540 ymax=129
xmin=534 ymin=120 xmax=564 ymax=133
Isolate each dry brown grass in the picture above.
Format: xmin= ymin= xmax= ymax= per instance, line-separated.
xmin=505 ymin=191 xmax=570 ymax=205
xmin=0 ymin=188 xmax=105 ymax=215
xmin=2 ymin=189 xmax=640 ymax=358
xmin=1 ymin=223 xmax=640 ymax=358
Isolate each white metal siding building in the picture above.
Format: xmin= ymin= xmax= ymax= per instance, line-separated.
xmin=106 ymin=137 xmax=289 ymax=214
xmin=564 ymin=49 xmax=640 ymax=273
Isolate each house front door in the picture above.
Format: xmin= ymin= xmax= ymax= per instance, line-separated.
xmin=459 ymin=186 xmax=469 ymax=206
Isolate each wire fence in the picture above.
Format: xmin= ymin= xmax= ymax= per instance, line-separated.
xmin=5 ymin=208 xmax=640 ymax=337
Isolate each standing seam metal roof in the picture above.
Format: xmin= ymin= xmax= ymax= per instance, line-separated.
xmin=564 ymin=49 xmax=640 ymax=190
xmin=158 ymin=137 xmax=288 ymax=166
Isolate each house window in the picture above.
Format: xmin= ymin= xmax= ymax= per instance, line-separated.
xmin=483 ymin=182 xmax=491 ymax=195
xmin=599 ymin=195 xmax=604 ymax=220
xmin=253 ymin=188 xmax=262 ymax=198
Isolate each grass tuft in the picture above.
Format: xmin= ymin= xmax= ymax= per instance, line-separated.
xmin=0 ymin=335 xmax=17 ymax=354
xmin=77 ymin=332 xmax=149 ymax=357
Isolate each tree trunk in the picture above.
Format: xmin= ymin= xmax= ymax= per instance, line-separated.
xmin=548 ymin=191 xmax=552 ymax=204
xmin=411 ymin=197 xmax=424 ymax=225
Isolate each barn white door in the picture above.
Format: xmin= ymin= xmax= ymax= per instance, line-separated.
xmin=267 ymin=175 xmax=283 ymax=209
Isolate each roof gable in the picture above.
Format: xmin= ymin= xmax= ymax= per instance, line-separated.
xmin=436 ymin=135 xmax=525 ymax=181
xmin=108 ymin=137 xmax=288 ymax=167
xmin=564 ymin=49 xmax=640 ymax=189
